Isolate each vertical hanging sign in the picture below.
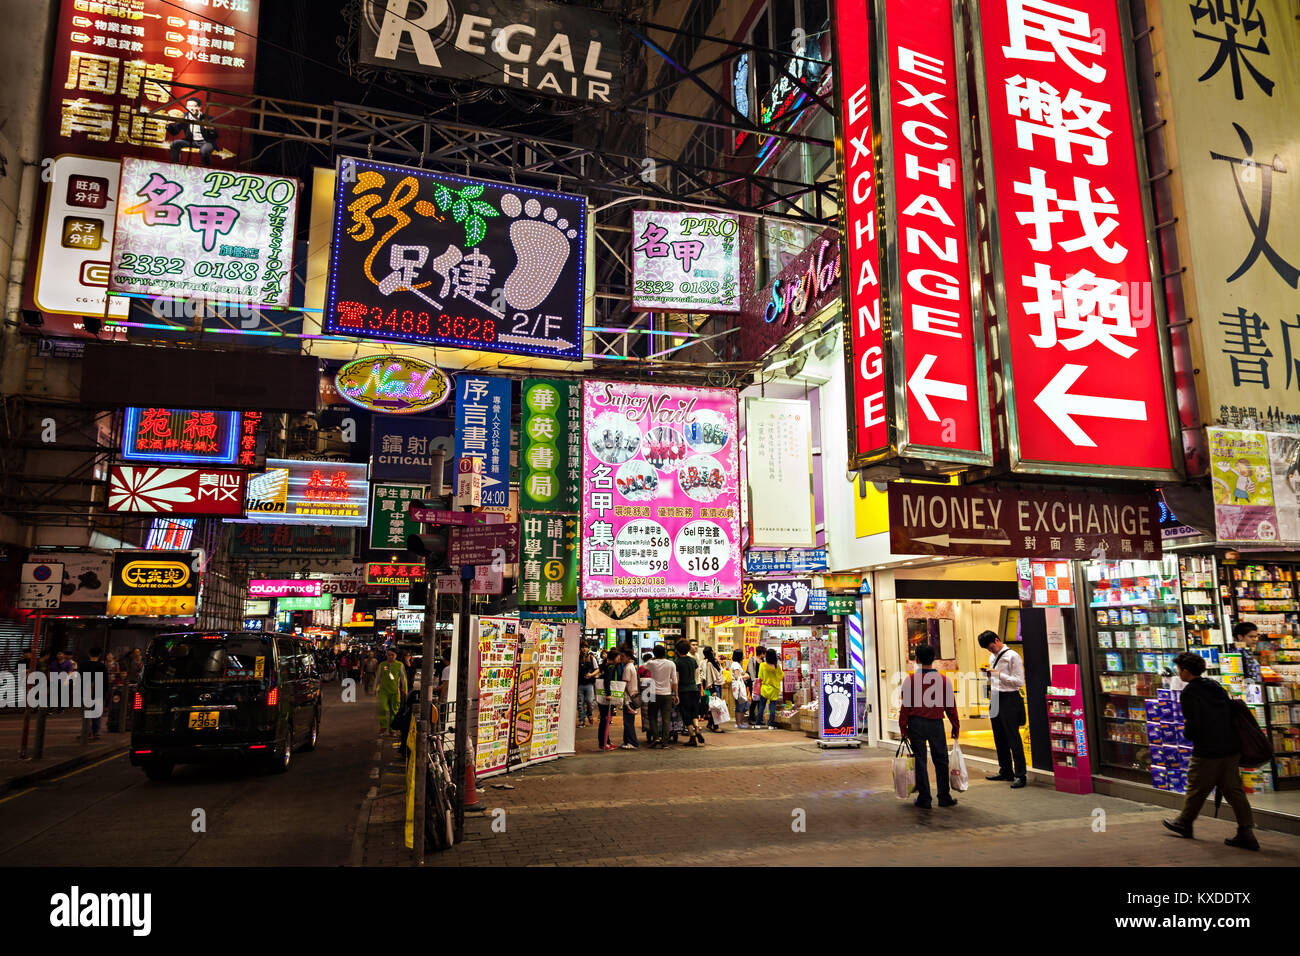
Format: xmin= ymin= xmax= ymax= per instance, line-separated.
xmin=877 ymin=0 xmax=991 ymax=464
xmin=968 ymin=0 xmax=1180 ymax=478
xmin=833 ymin=0 xmax=890 ymax=467
xmin=455 ymin=375 xmax=512 ymax=508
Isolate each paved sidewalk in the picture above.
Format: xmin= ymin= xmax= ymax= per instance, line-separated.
xmin=0 ymin=713 xmax=129 ymax=795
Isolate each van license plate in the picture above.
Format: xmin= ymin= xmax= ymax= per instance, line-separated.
xmin=188 ymin=711 xmax=220 ymax=730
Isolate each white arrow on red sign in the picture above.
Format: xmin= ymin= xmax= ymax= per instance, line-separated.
xmin=908 ymin=354 xmax=969 ymax=423
xmin=914 ymin=533 xmax=1011 ymax=548
xmin=1034 ymin=364 xmax=1148 ymax=448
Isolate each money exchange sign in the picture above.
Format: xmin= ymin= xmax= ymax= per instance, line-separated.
xmin=110 ymin=158 xmax=298 ymax=308
xmin=324 ymin=158 xmax=585 ymax=360
xmin=972 ymin=0 xmax=1177 ymax=477
xmin=581 ymin=381 xmax=741 ymax=599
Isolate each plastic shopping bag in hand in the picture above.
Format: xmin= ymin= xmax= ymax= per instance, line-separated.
xmin=892 ymin=740 xmax=916 ymax=800
xmin=949 ymin=741 xmax=970 ymax=792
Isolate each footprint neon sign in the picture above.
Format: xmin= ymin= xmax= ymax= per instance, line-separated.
xmin=334 ymin=355 xmax=451 ymax=415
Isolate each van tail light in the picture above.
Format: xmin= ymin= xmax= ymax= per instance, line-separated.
xmin=265 ymin=687 xmax=278 ymax=708
xmin=133 ymin=692 xmax=143 ymax=711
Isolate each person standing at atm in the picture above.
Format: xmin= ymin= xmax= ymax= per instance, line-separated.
xmin=978 ymin=629 xmax=1027 ymax=789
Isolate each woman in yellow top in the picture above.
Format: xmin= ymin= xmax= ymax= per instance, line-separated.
xmin=756 ymin=648 xmax=783 ymax=730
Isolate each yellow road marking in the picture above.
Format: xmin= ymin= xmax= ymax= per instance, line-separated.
xmin=0 ymin=787 xmax=36 ymax=805
xmin=49 ymin=751 xmax=126 ymax=782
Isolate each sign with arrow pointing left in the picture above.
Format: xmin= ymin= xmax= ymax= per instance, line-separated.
xmin=887 ymin=483 xmax=1162 ymax=559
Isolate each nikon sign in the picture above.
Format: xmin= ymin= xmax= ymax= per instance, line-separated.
xmin=359 ymin=0 xmax=622 ymax=103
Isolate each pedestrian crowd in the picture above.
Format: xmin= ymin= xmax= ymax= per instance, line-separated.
xmin=577 ymin=639 xmax=786 ymax=751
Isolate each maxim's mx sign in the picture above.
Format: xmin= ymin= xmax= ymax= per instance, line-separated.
xmin=358 ymin=0 xmax=623 ymax=103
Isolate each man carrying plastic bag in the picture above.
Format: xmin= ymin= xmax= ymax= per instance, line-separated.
xmin=949 ymin=741 xmax=970 ymax=792
xmin=892 ymin=740 xmax=915 ymax=799
xmin=897 ymin=643 xmax=960 ymax=809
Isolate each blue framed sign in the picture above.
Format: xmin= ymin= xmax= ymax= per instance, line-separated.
xmin=455 ymin=375 xmax=511 ymax=508
xmin=818 ymin=668 xmax=857 ymax=740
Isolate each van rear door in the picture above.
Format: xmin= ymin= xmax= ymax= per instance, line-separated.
xmin=139 ymin=633 xmax=276 ymax=742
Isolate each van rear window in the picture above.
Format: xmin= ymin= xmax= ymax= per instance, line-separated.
xmin=144 ymin=637 xmax=271 ymax=684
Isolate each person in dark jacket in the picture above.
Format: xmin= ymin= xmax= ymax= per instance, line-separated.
xmin=898 ymin=643 xmax=960 ymax=809
xmin=1162 ymin=652 xmax=1258 ymax=850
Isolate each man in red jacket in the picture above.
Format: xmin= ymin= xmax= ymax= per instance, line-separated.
xmin=898 ymin=643 xmax=960 ymax=809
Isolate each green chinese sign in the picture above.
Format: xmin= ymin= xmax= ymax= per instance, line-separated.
xmin=825 ymin=594 xmax=858 ymax=616
xmin=521 ymin=379 xmax=580 ymax=513
xmin=369 ymin=483 xmax=425 ymax=551
xmin=520 ymin=513 xmax=579 ymax=610
xmin=278 ymin=595 xmax=332 ymax=611
xmin=648 ymin=598 xmax=738 ymax=627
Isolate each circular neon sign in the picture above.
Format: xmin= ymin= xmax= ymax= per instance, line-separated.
xmin=334 ymin=355 xmax=451 ymax=415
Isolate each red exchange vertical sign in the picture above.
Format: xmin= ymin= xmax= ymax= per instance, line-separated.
xmin=878 ymin=0 xmax=991 ymax=464
xmin=972 ymin=0 xmax=1179 ymax=477
xmin=833 ymin=0 xmax=889 ymax=466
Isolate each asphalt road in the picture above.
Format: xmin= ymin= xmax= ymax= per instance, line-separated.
xmin=0 ymin=688 xmax=379 ymax=866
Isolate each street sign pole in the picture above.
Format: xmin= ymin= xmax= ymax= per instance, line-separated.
xmin=18 ymin=610 xmax=42 ymax=760
xmin=413 ymin=450 xmax=444 ymax=864
xmin=453 ymin=562 xmax=472 ymax=844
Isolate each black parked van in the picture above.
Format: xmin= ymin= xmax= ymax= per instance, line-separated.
xmin=130 ymin=631 xmax=321 ymax=780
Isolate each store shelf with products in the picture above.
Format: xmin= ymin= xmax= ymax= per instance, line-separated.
xmin=1178 ymin=555 xmax=1225 ymax=673
xmin=1085 ymin=557 xmax=1182 ymax=772
xmin=1046 ymin=665 xmax=1092 ymax=793
xmin=1219 ymin=560 xmax=1300 ymax=793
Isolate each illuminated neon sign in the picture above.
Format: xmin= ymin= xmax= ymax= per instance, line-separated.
xmin=334 ymin=355 xmax=451 ymax=415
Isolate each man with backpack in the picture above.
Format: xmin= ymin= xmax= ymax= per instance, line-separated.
xmin=1162 ymin=651 xmax=1260 ymax=851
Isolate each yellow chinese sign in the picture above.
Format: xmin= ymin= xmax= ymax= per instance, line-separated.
xmin=1151 ymin=0 xmax=1300 ymax=430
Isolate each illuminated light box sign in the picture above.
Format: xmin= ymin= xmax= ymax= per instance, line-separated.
xmin=107 ymin=549 xmax=201 ymax=617
xmin=238 ymin=459 xmax=369 ymax=527
xmin=365 ymin=562 xmax=426 ymax=586
xmin=335 ymin=355 xmax=451 ymax=415
xmin=580 ymin=380 xmax=742 ymax=600
xmin=969 ymin=0 xmax=1177 ymax=478
xmin=121 ymin=407 xmax=241 ymax=464
xmin=877 ymin=0 xmax=990 ymax=466
xmin=110 ymin=158 xmax=299 ymax=309
xmin=107 ymin=465 xmax=246 ymax=516
xmin=323 ymin=158 xmax=585 ymax=361
xmin=147 ymin=517 xmax=196 ymax=550
xmin=277 ymin=595 xmax=332 ymax=611
xmin=739 ymin=226 xmax=840 ymax=363
xmin=631 ymin=210 xmax=740 ymax=312
xmin=356 ymin=0 xmax=622 ymax=105
xmin=248 ymin=579 xmax=323 ymax=598
xmin=244 ymin=600 xmax=272 ymax=616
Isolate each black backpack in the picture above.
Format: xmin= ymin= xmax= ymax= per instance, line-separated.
xmin=1231 ymin=698 xmax=1272 ymax=768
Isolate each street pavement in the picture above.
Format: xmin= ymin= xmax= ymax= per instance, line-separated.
xmin=4 ymin=700 xmax=1299 ymax=866
xmin=0 ymin=691 xmax=376 ymax=866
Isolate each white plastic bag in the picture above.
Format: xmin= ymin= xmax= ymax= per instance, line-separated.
xmin=892 ymin=741 xmax=916 ymax=800
xmin=710 ymin=695 xmax=731 ymax=725
xmin=949 ymin=742 xmax=970 ymax=792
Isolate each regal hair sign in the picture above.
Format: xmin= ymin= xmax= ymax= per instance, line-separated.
xmin=335 ymin=355 xmax=451 ymax=415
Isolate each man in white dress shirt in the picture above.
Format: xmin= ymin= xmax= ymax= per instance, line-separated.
xmin=978 ymin=629 xmax=1027 ymax=788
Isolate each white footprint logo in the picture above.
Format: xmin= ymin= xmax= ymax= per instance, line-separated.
xmin=792 ymin=581 xmax=810 ymax=615
xmin=500 ymin=192 xmax=578 ymax=311
xmin=827 ymin=687 xmax=850 ymax=727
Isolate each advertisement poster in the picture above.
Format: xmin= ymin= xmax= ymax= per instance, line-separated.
xmin=121 ymin=407 xmax=241 ymax=465
xmin=584 ymin=599 xmax=648 ymax=630
xmin=745 ymin=398 xmax=815 ymax=546
xmin=581 ymin=381 xmax=741 ymax=599
xmin=508 ymin=630 xmax=537 ymax=769
xmin=475 ymin=616 xmax=519 ymax=778
xmin=107 ymin=549 xmax=201 ymax=616
xmin=780 ymin=641 xmax=801 ymax=693
xmin=369 ymin=483 xmax=425 ymax=551
xmin=371 ymin=415 xmax=453 ymax=484
xmin=239 ymin=460 xmax=369 ymax=527
xmin=323 ymin=158 xmax=585 ymax=359
xmin=521 ymin=379 xmax=581 ymax=513
xmin=455 ymin=375 xmax=511 ymax=508
xmin=530 ymin=623 xmax=564 ymax=762
xmin=519 ymin=514 xmax=579 ymax=611
xmin=818 ymin=668 xmax=857 ymax=739
xmin=110 ymin=158 xmax=298 ymax=308
xmin=1208 ymin=428 xmax=1278 ymax=543
xmin=631 ymin=210 xmax=740 ymax=312
xmin=1267 ymin=433 xmax=1300 ymax=544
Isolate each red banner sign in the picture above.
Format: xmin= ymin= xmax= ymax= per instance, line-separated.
xmin=107 ymin=465 xmax=245 ymax=516
xmin=879 ymin=0 xmax=990 ymax=463
xmin=834 ymin=0 xmax=888 ymax=465
xmin=972 ymin=0 xmax=1177 ymax=477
